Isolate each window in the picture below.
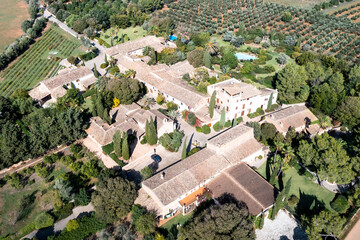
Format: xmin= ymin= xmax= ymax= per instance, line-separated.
xmin=236 ymin=100 xmax=239 ymax=102
xmin=226 ymin=106 xmax=229 ymax=111
xmin=250 ymin=102 xmax=252 ymax=105
xmin=247 ymin=98 xmax=249 ymax=100
xmin=181 ymin=103 xmax=183 ymax=105
xmin=221 ymin=101 xmax=223 ymax=104
xmin=242 ymin=104 xmax=245 ymax=109
xmin=227 ymin=100 xmax=229 ymax=103
xmin=265 ymin=98 xmax=268 ymax=101
xmin=241 ymin=111 xmax=245 ymax=116
xmin=236 ymin=107 xmax=238 ymax=110
xmin=217 ymin=98 xmax=219 ymax=103
xmin=248 ymin=109 xmax=251 ymax=113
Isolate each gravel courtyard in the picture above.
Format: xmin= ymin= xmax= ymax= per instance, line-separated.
xmin=256 ymin=210 xmax=308 ymax=240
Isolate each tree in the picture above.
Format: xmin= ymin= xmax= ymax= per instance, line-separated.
xmin=94 ymin=63 xmax=99 ymax=78
xmin=348 ymin=65 xmax=360 ymax=90
xmin=221 ymin=51 xmax=238 ymax=69
xmin=21 ymin=20 xmax=32 ymax=33
xmin=331 ymin=195 xmax=350 ymax=213
xmin=141 ymin=166 xmax=154 ymax=180
xmin=222 ymin=31 xmax=233 ymax=41
xmin=73 ymin=18 xmax=88 ymax=34
xmin=208 ymin=92 xmax=216 ymax=118
xmin=75 ymin=188 xmax=91 ymax=206
xmin=305 ymin=211 xmax=346 ymax=239
xmin=181 ymin=136 xmax=187 ymax=160
xmin=230 ymin=36 xmax=245 ymax=47
xmin=134 ymin=212 xmax=156 ymax=236
xmin=178 ymin=203 xmax=254 ymax=240
xmin=246 ymin=122 xmax=261 ymax=141
xmin=66 ymin=219 xmax=80 ymax=231
xmin=159 ymin=130 xmax=184 ymax=152
xmin=106 ymin=77 xmax=145 ymax=104
xmin=275 ymin=63 xmax=308 ymax=103
xmin=203 ymin=51 xmax=212 ymax=69
xmin=219 ymin=107 xmax=226 ymax=127
xmin=297 ymin=140 xmax=318 ymax=166
xmin=187 ymin=49 xmax=205 ymax=68
xmin=276 ymin=53 xmax=289 ymax=65
xmin=92 ymin=176 xmax=137 ymax=223
xmin=282 ymin=12 xmax=292 ymax=22
xmin=67 ymin=56 xmax=77 ymax=65
xmin=34 ymin=212 xmax=54 ymax=230
xmin=260 ymin=123 xmax=277 ymax=141
xmin=147 ymin=117 xmax=158 ymax=145
xmin=54 ymin=178 xmax=74 ymax=201
xmin=113 ymin=130 xmax=122 ymax=157
xmin=122 ymin=132 xmax=130 ymax=160
xmin=267 ymin=93 xmax=273 ymax=110
xmin=187 ymin=112 xmax=196 ymax=126
xmin=254 ymin=36 xmax=262 ymax=44
xmin=334 ymin=97 xmax=360 ymax=128
xmin=284 ymin=35 xmax=297 ymax=46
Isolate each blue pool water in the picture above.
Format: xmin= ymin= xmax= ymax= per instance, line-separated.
xmin=235 ymin=52 xmax=258 ymax=61
xmin=169 ymin=35 xmax=177 ymax=41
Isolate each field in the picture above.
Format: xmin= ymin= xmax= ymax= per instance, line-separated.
xmin=264 ymin=0 xmax=326 ymax=8
xmin=256 ymin=162 xmax=336 ymax=216
xmin=328 ymin=1 xmax=360 ymax=23
xmin=0 ymin=25 xmax=81 ymax=97
xmin=160 ymin=0 xmax=360 ymax=64
xmin=0 ymin=0 xmax=29 ymax=50
xmin=99 ymin=26 xmax=147 ymax=46
xmin=324 ymin=0 xmax=360 ymax=14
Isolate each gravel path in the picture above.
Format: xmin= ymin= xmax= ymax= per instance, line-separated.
xmin=256 ymin=210 xmax=307 ymax=240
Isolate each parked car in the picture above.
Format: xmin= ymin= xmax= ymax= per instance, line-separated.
xmin=151 ymin=154 xmax=161 ymax=163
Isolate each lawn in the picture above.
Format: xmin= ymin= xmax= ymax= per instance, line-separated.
xmin=0 ymin=0 xmax=29 ymax=50
xmin=0 ymin=25 xmax=81 ymax=97
xmin=99 ymin=26 xmax=147 ymax=46
xmin=256 ymin=161 xmax=336 ymax=214
xmin=160 ymin=212 xmax=193 ymax=231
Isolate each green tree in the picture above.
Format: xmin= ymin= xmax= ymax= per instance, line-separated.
xmin=203 ymin=51 xmax=212 ymax=69
xmin=54 ymin=178 xmax=74 ymax=201
xmin=92 ymin=176 xmax=137 ymax=223
xmin=267 ymin=93 xmax=273 ymax=110
xmin=246 ymin=122 xmax=261 ymax=141
xmin=297 ymin=140 xmax=318 ymax=166
xmin=331 ymin=195 xmax=350 ymax=213
xmin=147 ymin=117 xmax=158 ymax=145
xmin=281 ymin=11 xmax=292 ymax=22
xmin=34 ymin=212 xmax=54 ymax=230
xmin=334 ymin=97 xmax=360 ymax=128
xmin=141 ymin=166 xmax=154 ymax=180
xmin=106 ymin=77 xmax=145 ymax=104
xmin=187 ymin=49 xmax=205 ymax=68
xmin=219 ymin=107 xmax=226 ymax=127
xmin=178 ymin=203 xmax=254 ymax=240
xmin=66 ymin=219 xmax=80 ymax=231
xmin=94 ymin=63 xmax=99 ymax=78
xmin=209 ymin=91 xmax=216 ymax=118
xmin=134 ymin=212 xmax=156 ymax=236
xmin=159 ymin=130 xmax=184 ymax=152
xmin=187 ymin=112 xmax=196 ymax=126
xmin=113 ymin=130 xmax=122 ymax=157
xmin=305 ymin=211 xmax=346 ymax=239
xmin=260 ymin=123 xmax=277 ymax=141
xmin=122 ymin=132 xmax=130 ymax=160
xmin=276 ymin=63 xmax=308 ymax=103
xmin=75 ymin=188 xmax=91 ymax=206
xmin=181 ymin=136 xmax=187 ymax=160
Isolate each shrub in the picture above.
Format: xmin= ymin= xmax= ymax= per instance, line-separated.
xmin=224 ymin=120 xmax=232 ymax=128
xmin=331 ymin=195 xmax=350 ymax=213
xmin=70 ymin=144 xmax=83 ymax=154
xmin=262 ymin=42 xmax=270 ymax=48
xmin=195 ymin=126 xmax=202 ymax=132
xmin=102 ymin=142 xmax=114 ymax=155
xmin=75 ymin=188 xmax=91 ymax=206
xmin=213 ymin=122 xmax=223 ymax=132
xmin=202 ymin=125 xmax=211 ymax=134
xmin=100 ymin=63 xmax=108 ymax=69
xmin=159 ymin=130 xmax=184 ymax=152
xmin=52 ymin=202 xmax=75 ymax=221
xmin=187 ymin=112 xmax=196 ymax=126
xmin=66 ymin=219 xmax=80 ymax=231
xmin=141 ymin=166 xmax=154 ymax=180
xmin=288 ymin=195 xmax=299 ymax=206
xmin=188 ymin=147 xmax=201 ymax=156
xmin=166 ymin=101 xmax=178 ymax=111
xmin=34 ymin=212 xmax=54 ymax=229
xmin=34 ymin=163 xmax=51 ymax=179
xmin=140 ymin=137 xmax=147 ymax=144
xmin=156 ymin=94 xmax=165 ymax=105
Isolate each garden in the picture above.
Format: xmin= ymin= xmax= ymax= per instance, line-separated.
xmin=0 ymin=25 xmax=81 ymax=97
xmin=98 ymin=26 xmax=147 ymax=47
xmin=0 ymin=144 xmax=103 ymax=239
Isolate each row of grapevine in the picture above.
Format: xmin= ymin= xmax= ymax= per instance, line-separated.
xmin=0 ymin=26 xmax=81 ymax=97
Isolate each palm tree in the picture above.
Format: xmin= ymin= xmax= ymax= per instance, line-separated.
xmin=125 ymin=69 xmax=136 ymax=78
xmin=277 ymin=145 xmax=295 ymax=177
xmin=206 ymin=41 xmax=219 ymax=56
xmin=94 ymin=77 xmax=108 ymax=91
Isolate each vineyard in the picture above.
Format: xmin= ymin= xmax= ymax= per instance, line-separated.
xmin=159 ymin=0 xmax=360 ymax=63
xmin=331 ymin=2 xmax=360 ymax=23
xmin=0 ymin=25 xmax=81 ymax=97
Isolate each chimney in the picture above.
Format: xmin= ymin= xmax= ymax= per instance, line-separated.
xmin=160 ymin=172 xmax=165 ymax=180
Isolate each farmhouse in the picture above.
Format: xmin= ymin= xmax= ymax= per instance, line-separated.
xmin=29 ymin=67 xmax=95 ymax=105
xmin=86 ymin=104 xmax=174 ymax=146
xmin=207 ymin=78 xmax=278 ymax=120
xmin=142 ymin=124 xmax=269 ymax=218
xmin=262 ymin=104 xmax=320 ymax=135
xmin=106 ymin=37 xmax=209 ymax=115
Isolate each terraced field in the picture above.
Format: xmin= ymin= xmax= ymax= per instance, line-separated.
xmin=0 ymin=25 xmax=81 ymax=97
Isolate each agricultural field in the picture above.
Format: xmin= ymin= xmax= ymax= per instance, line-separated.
xmin=329 ymin=1 xmax=360 ymax=23
xmin=99 ymin=26 xmax=147 ymax=47
xmin=0 ymin=0 xmax=29 ymax=50
xmin=264 ymin=0 xmax=326 ymax=9
xmin=0 ymin=25 xmax=81 ymax=97
xmin=160 ymin=0 xmax=360 ymax=63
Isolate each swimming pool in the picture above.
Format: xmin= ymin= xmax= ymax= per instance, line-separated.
xmin=169 ymin=35 xmax=177 ymax=41
xmin=235 ymin=52 xmax=258 ymax=61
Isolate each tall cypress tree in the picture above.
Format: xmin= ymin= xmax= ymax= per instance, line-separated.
xmin=203 ymin=51 xmax=212 ymax=69
xmin=145 ymin=119 xmax=149 ymax=142
xmin=219 ymin=107 xmax=226 ymax=127
xmin=95 ymin=94 xmax=104 ymax=118
xmin=181 ymin=136 xmax=187 ymax=160
xmin=147 ymin=117 xmax=157 ymax=145
xmin=209 ymin=91 xmax=216 ymax=118
xmin=94 ymin=63 xmax=99 ymax=78
xmin=122 ymin=132 xmax=130 ymax=160
xmin=113 ymin=130 xmax=122 ymax=157
xmin=267 ymin=93 xmax=273 ymax=110
xmin=103 ymin=109 xmax=111 ymax=124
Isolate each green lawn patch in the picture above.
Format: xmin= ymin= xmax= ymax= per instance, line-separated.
xmin=102 ymin=142 xmax=114 ymax=155
xmin=160 ymin=212 xmax=193 ymax=231
xmin=109 ymin=153 xmax=125 ymax=167
xmin=99 ymin=26 xmax=147 ymax=46
xmin=0 ymin=24 xmax=81 ymax=97
xmin=256 ymin=162 xmax=336 ymax=213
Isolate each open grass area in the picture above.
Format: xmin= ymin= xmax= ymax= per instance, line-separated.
xmin=0 ymin=25 xmax=81 ymax=97
xmin=99 ymin=26 xmax=147 ymax=46
xmin=0 ymin=177 xmax=55 ymax=238
xmin=256 ymin=162 xmax=335 ymax=214
xmin=160 ymin=212 xmax=193 ymax=231
xmin=0 ymin=0 xmax=29 ymax=50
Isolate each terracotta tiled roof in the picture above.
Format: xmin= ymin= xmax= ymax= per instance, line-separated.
xmin=42 ymin=67 xmax=92 ymax=90
xmin=207 ymin=163 xmax=275 ymax=215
